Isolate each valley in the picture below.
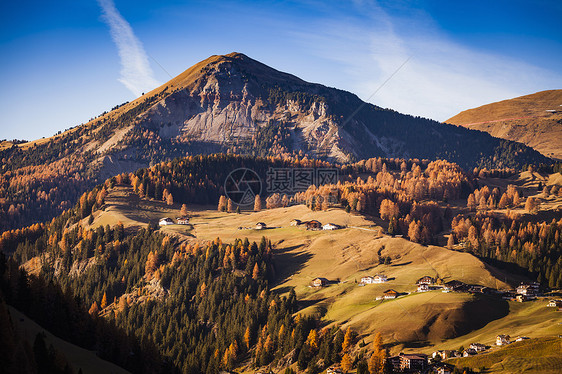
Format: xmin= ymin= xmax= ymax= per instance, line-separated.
xmin=12 ymin=162 xmax=553 ymax=372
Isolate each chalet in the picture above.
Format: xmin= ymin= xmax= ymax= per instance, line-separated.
xmin=176 ymin=217 xmax=190 ymax=225
xmin=290 ymin=219 xmax=302 ymax=226
xmin=398 ymin=353 xmax=428 ymax=371
xmin=159 ymin=217 xmax=174 ymax=226
xmin=469 ymin=343 xmax=486 ymax=352
xmin=383 ymin=289 xmax=399 ymax=299
xmin=323 ymin=223 xmax=342 ymax=230
xmin=312 ymin=277 xmax=329 ymax=287
xmin=255 ymin=222 xmax=267 ymax=230
xmin=462 ymin=348 xmax=477 ymax=357
xmin=431 ymin=362 xmax=454 ymax=374
xmin=416 ymin=276 xmax=436 ymax=285
xmin=443 ymin=280 xmax=466 ymax=292
xmin=547 ymin=299 xmax=562 ymax=307
xmin=496 ymin=334 xmax=511 ymax=346
xmin=516 ymin=282 xmax=540 ymax=296
xmin=468 ymin=285 xmax=483 ymax=293
xmin=417 ymin=284 xmax=440 ymax=292
xmin=516 ymin=294 xmax=529 ymax=303
xmin=304 ymin=220 xmax=322 ymax=230
xmin=516 ymin=336 xmax=530 ymax=342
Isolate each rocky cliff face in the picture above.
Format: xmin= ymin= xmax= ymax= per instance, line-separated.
xmin=129 ymin=53 xmax=362 ymax=162
xmin=105 ymin=52 xmax=547 ymax=168
xmin=14 ymin=52 xmax=549 ymax=178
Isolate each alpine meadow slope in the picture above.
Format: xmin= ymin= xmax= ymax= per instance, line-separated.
xmin=447 ymin=90 xmax=562 ymax=160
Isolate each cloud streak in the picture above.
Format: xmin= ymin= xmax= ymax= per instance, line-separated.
xmin=98 ymin=0 xmax=159 ymax=97
xmin=289 ymin=1 xmax=562 ymax=121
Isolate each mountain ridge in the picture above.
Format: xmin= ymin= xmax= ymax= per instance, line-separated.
xmin=0 ymin=52 xmax=552 ymax=232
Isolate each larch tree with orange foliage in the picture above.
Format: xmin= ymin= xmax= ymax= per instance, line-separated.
xmin=254 ymin=195 xmax=261 ymax=211
xmin=341 ymin=353 xmax=352 ymax=373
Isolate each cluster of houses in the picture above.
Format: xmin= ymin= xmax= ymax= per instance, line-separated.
xmin=429 ymin=335 xmax=531 ymax=363
xmin=415 ymin=276 xmax=494 ymax=294
xmin=432 ymin=342 xmax=489 ymax=361
xmin=290 ymin=219 xmax=343 ymax=231
xmin=360 ymin=274 xmax=388 ymax=284
xmin=243 ymin=220 xmax=344 ymax=231
xmin=158 ymin=216 xmax=190 ymax=226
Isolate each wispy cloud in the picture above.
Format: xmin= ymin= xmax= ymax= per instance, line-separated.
xmin=290 ymin=1 xmax=562 ymax=121
xmin=98 ymin=0 xmax=159 ymax=97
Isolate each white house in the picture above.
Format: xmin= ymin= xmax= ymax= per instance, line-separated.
xmin=547 ymin=300 xmax=562 ymax=307
xmin=159 ymin=217 xmax=174 ymax=226
xmin=322 ymin=223 xmax=341 ymax=230
xmin=515 ymin=336 xmax=530 ymax=342
xmin=176 ymin=217 xmax=190 ymax=225
xmin=462 ymin=348 xmax=477 ymax=357
xmin=361 ymin=274 xmax=388 ymax=284
xmin=496 ymin=334 xmax=511 ymax=346
xmin=374 ymin=274 xmax=388 ymax=283
xmin=361 ymin=276 xmax=375 ymax=284
xmin=417 ymin=284 xmax=440 ymax=292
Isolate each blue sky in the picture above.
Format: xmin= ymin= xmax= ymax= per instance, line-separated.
xmin=1 ymin=0 xmax=561 ymax=141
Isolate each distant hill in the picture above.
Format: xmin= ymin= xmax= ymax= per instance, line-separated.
xmin=447 ymin=90 xmax=562 ymax=159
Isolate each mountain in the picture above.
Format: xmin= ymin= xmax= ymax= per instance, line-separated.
xmin=446 ymin=90 xmax=562 ymax=160
xmin=0 ymin=53 xmax=552 ymax=232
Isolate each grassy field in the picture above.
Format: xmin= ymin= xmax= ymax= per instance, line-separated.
xmin=79 ymin=185 xmax=562 ymax=358
xmin=447 ymin=336 xmax=562 ymax=374
xmin=88 ymin=187 xmax=548 ymax=350
xmin=9 ymin=306 xmax=130 ymax=374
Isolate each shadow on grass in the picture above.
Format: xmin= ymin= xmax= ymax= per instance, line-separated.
xmin=391 ymin=261 xmax=412 ymax=267
xmin=402 ymin=340 xmax=431 ymax=348
xmin=273 ymin=245 xmax=313 ymax=287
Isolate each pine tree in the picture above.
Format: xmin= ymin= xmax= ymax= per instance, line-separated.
xmin=180 ymin=204 xmax=188 ymax=217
